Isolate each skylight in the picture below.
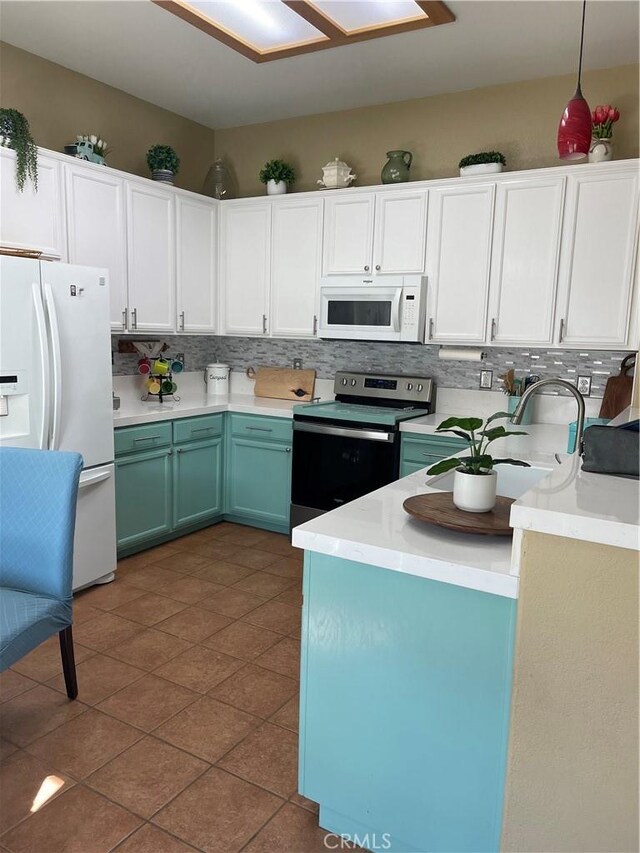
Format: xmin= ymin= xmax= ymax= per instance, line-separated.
xmin=153 ymin=0 xmax=455 ymax=62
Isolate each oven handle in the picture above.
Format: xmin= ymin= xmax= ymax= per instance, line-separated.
xmin=294 ymin=421 xmax=395 ymax=442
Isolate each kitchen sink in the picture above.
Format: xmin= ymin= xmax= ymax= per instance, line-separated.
xmin=428 ymin=464 xmax=551 ymax=500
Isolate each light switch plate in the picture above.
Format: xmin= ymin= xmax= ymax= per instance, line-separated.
xmin=577 ymin=375 xmax=592 ymax=396
xmin=479 ymin=369 xmax=493 ymax=390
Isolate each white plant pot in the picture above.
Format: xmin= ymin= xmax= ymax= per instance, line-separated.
xmin=459 ymin=162 xmax=504 ymax=177
xmin=266 ymin=179 xmax=287 ymax=195
xmin=452 ymin=469 xmax=497 ymax=513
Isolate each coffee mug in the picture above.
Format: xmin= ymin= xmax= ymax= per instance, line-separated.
xmin=171 ymin=360 xmax=184 ymax=373
xmin=161 ymin=379 xmax=175 ymax=394
xmin=146 ymin=379 xmax=161 ymax=394
xmin=153 ymin=358 xmax=170 ymax=375
xmin=137 ymin=358 xmax=151 ymax=375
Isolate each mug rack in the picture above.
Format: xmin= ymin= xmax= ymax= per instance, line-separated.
xmin=139 ymin=356 xmax=183 ymax=403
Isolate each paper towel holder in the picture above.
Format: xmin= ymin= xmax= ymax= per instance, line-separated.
xmin=438 ymin=347 xmax=487 ymax=362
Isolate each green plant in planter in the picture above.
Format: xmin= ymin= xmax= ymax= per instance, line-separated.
xmin=0 ymin=108 xmax=38 ymax=192
xmin=458 ymin=151 xmax=506 ymax=170
xmin=146 ymin=144 xmax=180 ymax=175
xmin=259 ymin=159 xmax=295 ymax=186
xmin=426 ymin=412 xmax=530 ymax=476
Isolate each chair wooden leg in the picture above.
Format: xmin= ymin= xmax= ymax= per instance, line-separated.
xmin=59 ymin=626 xmax=78 ymax=700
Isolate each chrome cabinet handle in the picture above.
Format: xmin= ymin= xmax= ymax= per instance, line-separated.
xmin=285 ymin=447 xmax=291 ymax=453
xmin=176 ymin=448 xmax=182 ymax=453
xmin=364 ymin=265 xmax=370 ymax=272
xmin=375 ymin=264 xmax=381 ymax=271
xmin=559 ymin=318 xmax=565 ymax=343
xmin=262 ymin=314 xmax=267 ymax=334
xmin=122 ymin=308 xmax=128 ymax=328
xmin=490 ymin=317 xmax=497 ymax=341
xmin=428 ymin=318 xmax=434 ymax=340
xmin=131 ymin=308 xmax=137 ymax=329
xmin=246 ymin=426 xmax=273 ymax=433
xmin=192 ymin=426 xmax=215 ymax=434
xmin=133 ymin=435 xmax=161 ymax=442
xmin=179 ymin=311 xmax=185 ymax=331
xmin=312 ymin=314 xmax=318 ymax=335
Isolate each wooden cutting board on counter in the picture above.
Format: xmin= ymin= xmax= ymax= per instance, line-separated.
xmin=254 ymin=367 xmax=316 ymax=402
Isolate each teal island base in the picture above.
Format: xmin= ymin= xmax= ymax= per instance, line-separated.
xmin=298 ymin=551 xmax=517 ymax=853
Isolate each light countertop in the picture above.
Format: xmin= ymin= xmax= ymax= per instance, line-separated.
xmin=113 ymin=391 xmax=299 ymax=427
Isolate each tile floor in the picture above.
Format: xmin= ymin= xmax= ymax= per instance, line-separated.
xmin=0 ymin=523 xmax=360 ymax=853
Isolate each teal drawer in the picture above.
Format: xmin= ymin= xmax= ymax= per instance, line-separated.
xmin=229 ymin=413 xmax=292 ymax=443
xmin=114 ymin=421 xmax=172 ymax=456
xmin=401 ymin=435 xmax=467 ymax=465
xmin=173 ymin=414 xmax=224 ymax=445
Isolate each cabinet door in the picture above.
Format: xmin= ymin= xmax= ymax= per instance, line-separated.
xmin=426 ymin=185 xmax=495 ymax=343
xmin=323 ymin=194 xmax=375 ymax=275
xmin=176 ymin=194 xmax=217 ymax=334
xmin=221 ymin=203 xmax=270 ymax=335
xmin=65 ymin=164 xmax=128 ymax=332
xmin=556 ymin=170 xmax=639 ymax=348
xmin=227 ymin=437 xmax=292 ymax=527
xmin=1 ymin=149 xmax=65 ymax=258
xmin=126 ymin=181 xmax=175 ymax=332
xmin=115 ymin=447 xmax=172 ymax=550
xmin=488 ymin=178 xmax=565 ymax=346
xmin=173 ymin=437 xmax=223 ymax=528
xmin=271 ymin=198 xmax=323 ymax=337
xmin=373 ymin=191 xmax=428 ymax=274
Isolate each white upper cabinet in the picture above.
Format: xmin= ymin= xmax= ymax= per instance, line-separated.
xmin=65 ymin=164 xmax=128 ymax=332
xmin=373 ymin=190 xmax=428 ymax=274
xmin=126 ymin=181 xmax=175 ymax=333
xmin=323 ymin=194 xmax=375 ymax=274
xmin=221 ymin=202 xmax=270 ymax=336
xmin=176 ymin=194 xmax=216 ymax=334
xmin=556 ymin=169 xmax=639 ymax=348
xmin=270 ymin=198 xmax=323 ymax=337
xmin=1 ymin=149 xmax=65 ymax=259
xmin=488 ymin=177 xmax=565 ymax=346
xmin=426 ymin=184 xmax=495 ymax=343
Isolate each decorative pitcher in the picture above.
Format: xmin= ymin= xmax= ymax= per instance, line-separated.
xmin=381 ymin=150 xmax=412 ymax=184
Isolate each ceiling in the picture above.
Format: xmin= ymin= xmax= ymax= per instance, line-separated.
xmin=0 ymin=0 xmax=637 ymax=129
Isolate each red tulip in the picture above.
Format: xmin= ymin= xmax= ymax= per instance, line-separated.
xmin=595 ymin=105 xmax=607 ymax=124
xmin=591 ymin=110 xmax=598 ymax=123
xmin=608 ymin=107 xmax=620 ymax=123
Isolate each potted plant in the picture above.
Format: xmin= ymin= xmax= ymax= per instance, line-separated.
xmin=589 ymin=104 xmax=619 ymax=163
xmin=458 ymin=151 xmax=506 ymax=177
xmin=146 ymin=144 xmax=180 ymax=184
xmin=426 ymin=412 xmax=530 ymax=513
xmin=259 ymin=159 xmax=295 ymax=195
xmin=0 ymin=108 xmax=38 ymax=192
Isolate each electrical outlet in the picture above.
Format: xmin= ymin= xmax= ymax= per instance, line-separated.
xmin=479 ymin=369 xmax=493 ymax=390
xmin=577 ymin=375 xmax=592 ymax=396
xmin=293 ymin=358 xmax=303 ymax=370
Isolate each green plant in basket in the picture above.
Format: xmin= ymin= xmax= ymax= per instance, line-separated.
xmin=426 ymin=412 xmax=530 ymax=476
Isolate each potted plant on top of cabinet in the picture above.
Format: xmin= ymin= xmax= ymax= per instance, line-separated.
xmin=0 ymin=108 xmax=38 ymax=191
xmin=426 ymin=412 xmax=529 ymax=513
xmin=147 ymin=144 xmax=180 ymax=185
xmin=259 ymin=159 xmax=295 ymax=195
xmin=458 ymin=151 xmax=506 ymax=177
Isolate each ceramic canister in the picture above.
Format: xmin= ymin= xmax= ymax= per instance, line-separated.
xmin=204 ymin=363 xmax=230 ymax=396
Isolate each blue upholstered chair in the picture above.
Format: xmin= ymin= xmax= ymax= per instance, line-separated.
xmin=0 ymin=447 xmax=83 ymax=699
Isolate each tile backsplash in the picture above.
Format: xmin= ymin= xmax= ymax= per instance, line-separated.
xmin=112 ymin=335 xmax=633 ymax=398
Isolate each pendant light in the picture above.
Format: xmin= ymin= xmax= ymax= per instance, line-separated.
xmin=557 ymin=0 xmax=592 ymax=159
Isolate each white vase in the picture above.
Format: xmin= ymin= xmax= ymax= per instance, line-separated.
xmin=459 ymin=162 xmax=504 ymax=177
xmin=452 ymin=469 xmax=497 ymax=513
xmin=267 ymin=179 xmax=287 ymax=195
xmin=588 ymin=137 xmax=613 ymax=164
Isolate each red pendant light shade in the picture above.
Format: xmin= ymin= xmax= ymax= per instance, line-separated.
xmin=557 ymin=0 xmax=591 ymax=160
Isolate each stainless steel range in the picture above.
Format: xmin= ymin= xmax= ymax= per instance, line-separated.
xmin=290 ymin=370 xmax=436 ymax=529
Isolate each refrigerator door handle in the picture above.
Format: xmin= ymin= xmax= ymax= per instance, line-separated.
xmin=32 ymin=283 xmax=50 ymax=450
xmin=43 ymin=282 xmax=63 ymax=451
xmin=79 ymin=468 xmax=112 ymax=489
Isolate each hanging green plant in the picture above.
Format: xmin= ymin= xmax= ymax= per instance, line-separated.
xmin=0 ymin=108 xmax=38 ymax=192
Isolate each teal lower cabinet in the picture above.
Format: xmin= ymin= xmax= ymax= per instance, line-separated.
xmin=115 ymin=446 xmax=173 ymax=552
xmin=400 ymin=433 xmax=469 ymax=478
xmin=299 ymin=551 xmax=516 ymax=853
xmin=226 ymin=414 xmax=293 ymax=533
xmin=173 ymin=437 xmax=223 ymax=529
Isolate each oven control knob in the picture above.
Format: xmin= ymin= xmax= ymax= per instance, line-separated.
xmin=351 ymin=378 xmax=357 ymax=386
xmin=417 ymin=383 xmax=424 ymax=392
xmin=406 ymin=382 xmax=413 ymax=391
xmin=341 ymin=378 xmax=348 ymax=386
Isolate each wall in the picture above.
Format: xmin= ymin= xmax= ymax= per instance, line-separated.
xmin=501 ymin=532 xmax=639 ymax=852
xmin=0 ymin=42 xmax=216 ymax=193
xmin=216 ymin=64 xmax=639 ymax=196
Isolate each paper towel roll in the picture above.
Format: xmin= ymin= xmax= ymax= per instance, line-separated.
xmin=438 ymin=347 xmax=486 ymax=362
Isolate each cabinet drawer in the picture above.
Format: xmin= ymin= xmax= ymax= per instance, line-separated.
xmin=401 ymin=435 xmax=467 ymax=464
xmin=229 ymin=413 xmax=292 ymax=443
xmin=114 ymin=422 xmax=172 ymax=456
xmin=173 ymin=414 xmax=224 ymax=444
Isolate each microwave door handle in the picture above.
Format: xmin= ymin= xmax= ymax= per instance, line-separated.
xmin=391 ymin=289 xmax=402 ymax=332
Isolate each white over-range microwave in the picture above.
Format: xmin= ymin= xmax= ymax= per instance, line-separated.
xmin=318 ymin=275 xmax=427 ymax=342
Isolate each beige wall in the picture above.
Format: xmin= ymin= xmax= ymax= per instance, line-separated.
xmin=0 ymin=42 xmax=216 ymax=193
xmin=502 ymin=532 xmax=639 ymax=852
xmin=216 ymin=64 xmax=639 ymax=197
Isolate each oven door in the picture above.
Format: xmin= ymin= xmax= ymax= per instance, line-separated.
xmin=291 ymin=420 xmax=399 ymax=517
xmin=318 ymin=284 xmax=402 ymax=341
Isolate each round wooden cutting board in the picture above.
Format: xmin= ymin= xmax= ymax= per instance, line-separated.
xmin=403 ymin=493 xmax=514 ymax=536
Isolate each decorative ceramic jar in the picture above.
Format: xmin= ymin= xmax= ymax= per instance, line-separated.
xmin=381 ymin=150 xmax=412 ymax=184
xmin=453 ymin=469 xmax=497 ymax=513
xmin=317 ymin=157 xmax=356 ymax=190
xmin=151 ymin=169 xmax=174 ymax=185
xmin=588 ymin=137 xmax=614 ymax=163
xmin=267 ymin=179 xmax=287 ymax=195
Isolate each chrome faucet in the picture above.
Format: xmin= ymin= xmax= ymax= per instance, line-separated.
xmin=511 ymin=378 xmax=586 ymax=454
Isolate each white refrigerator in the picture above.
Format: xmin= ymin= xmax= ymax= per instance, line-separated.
xmin=0 ymin=256 xmax=117 ymax=590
